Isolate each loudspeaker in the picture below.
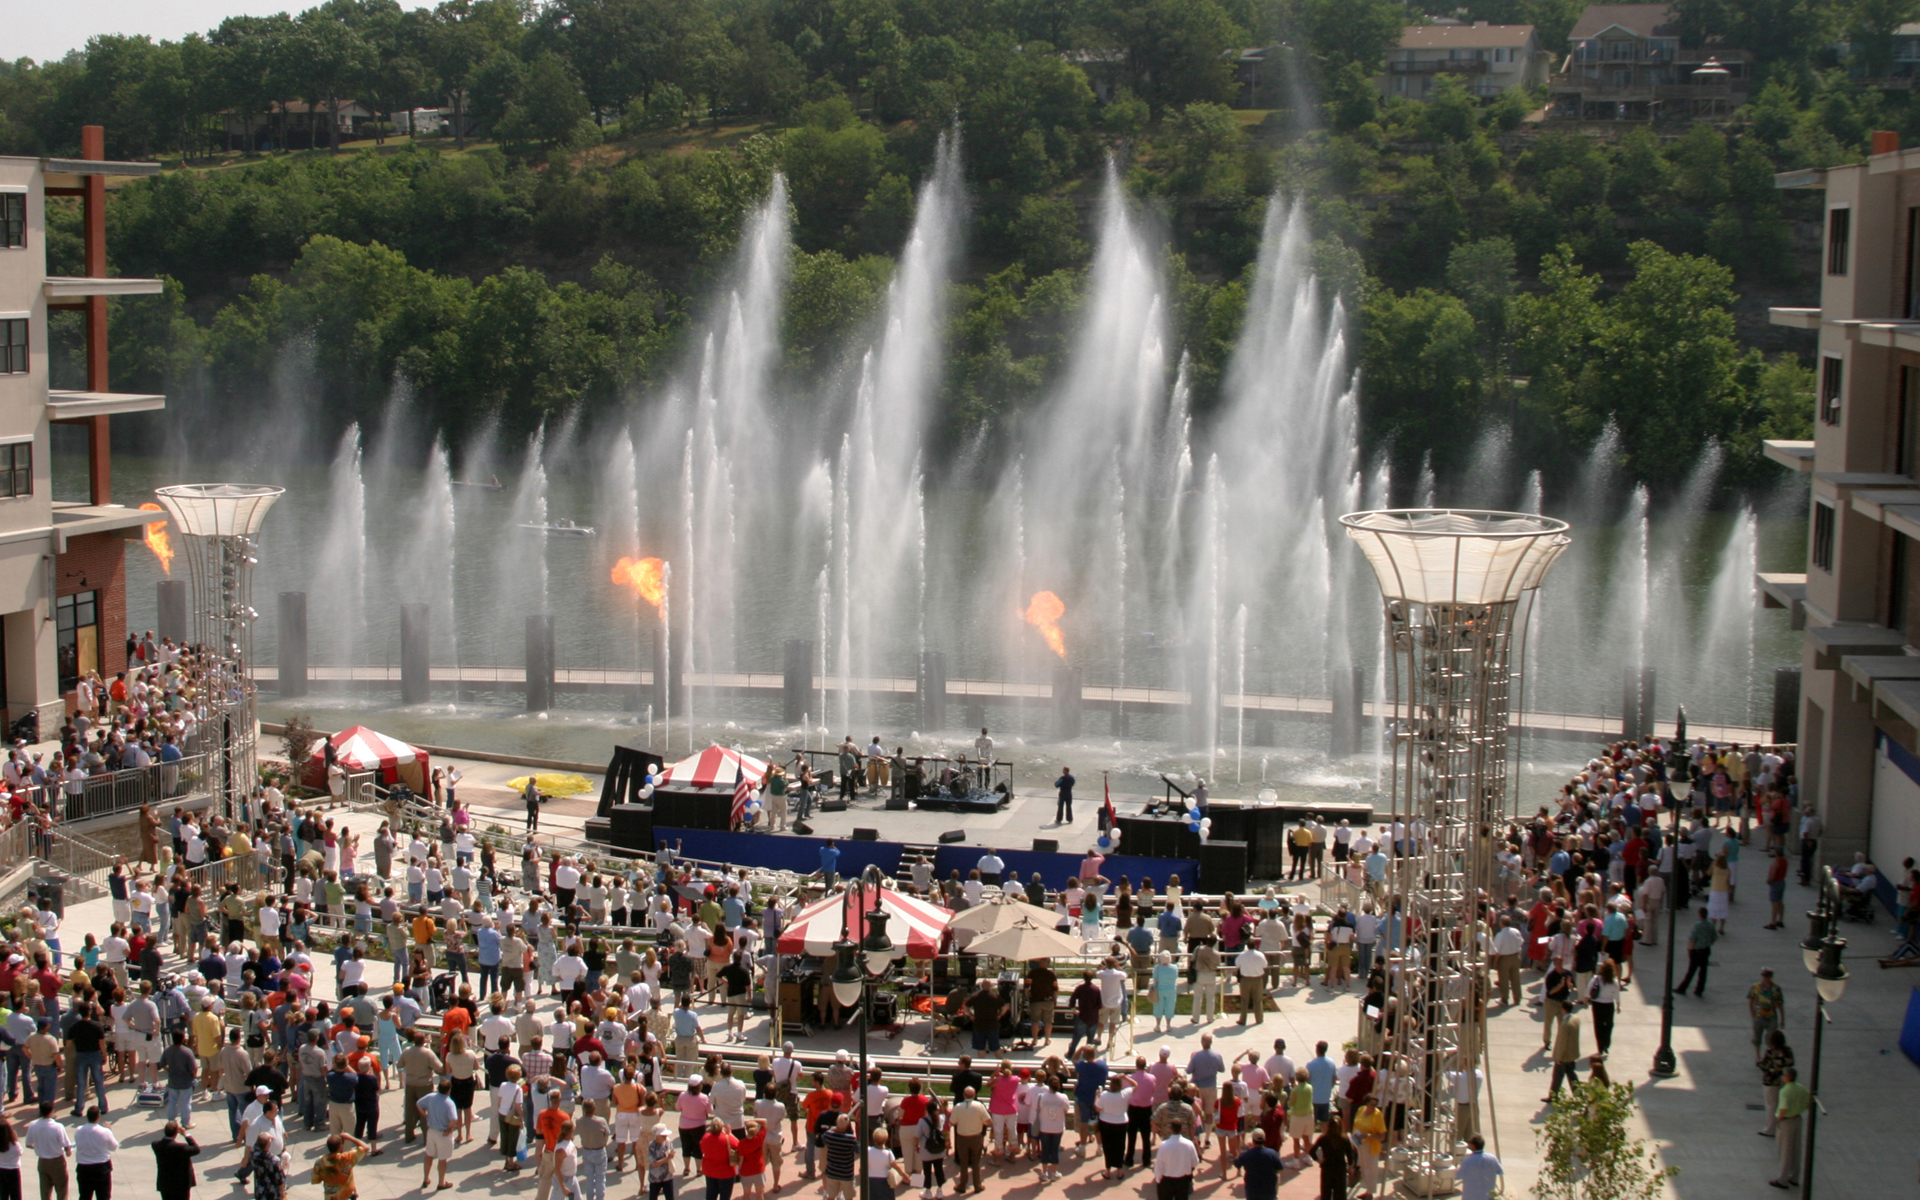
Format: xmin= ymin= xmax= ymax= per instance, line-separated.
xmin=583 ymin=816 xmax=612 ymax=844
xmin=852 ymin=828 xmax=880 ymax=841
xmin=819 ymin=799 xmax=849 ymax=813
xmin=1200 ymin=840 xmax=1249 ymax=893
xmin=794 ymin=822 xmax=814 ymax=836
xmin=1206 ymin=803 xmax=1246 ymax=844
xmin=1032 ymin=839 xmax=1058 ymax=854
xmin=610 ymin=804 xmax=653 ymax=850
xmin=884 ymin=794 xmax=909 ymax=811
xmin=938 ymin=830 xmax=966 ymax=844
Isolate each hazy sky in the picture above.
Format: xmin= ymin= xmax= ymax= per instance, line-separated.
xmin=13 ymin=2 xmax=296 ymax=65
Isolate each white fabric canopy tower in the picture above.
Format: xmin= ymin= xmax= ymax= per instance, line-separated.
xmin=1340 ymin=509 xmax=1569 ymax=1196
xmin=154 ymin=483 xmax=284 ymax=818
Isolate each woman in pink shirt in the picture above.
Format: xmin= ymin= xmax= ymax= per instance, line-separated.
xmin=988 ymin=1062 xmax=1020 ymax=1161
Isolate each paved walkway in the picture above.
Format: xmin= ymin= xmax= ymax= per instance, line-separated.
xmin=15 ymin=754 xmax=1915 ymax=1200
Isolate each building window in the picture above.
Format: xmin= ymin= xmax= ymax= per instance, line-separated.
xmin=1828 ymin=208 xmax=1851 ymax=275
xmin=1893 ymin=533 xmax=1910 ymax=631
xmin=1900 ymin=367 xmax=1920 ymax=477
xmin=55 ymin=590 xmax=97 ymax=692
xmin=1821 ymin=355 xmax=1844 ymax=425
xmin=0 ymin=444 xmax=31 ymax=500
xmin=1813 ymin=502 xmax=1836 ymax=572
xmin=0 ymin=319 xmax=23 ymax=374
xmin=0 ymin=195 xmax=21 ymax=250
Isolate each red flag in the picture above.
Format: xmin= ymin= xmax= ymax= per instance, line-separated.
xmin=732 ymin=768 xmax=754 ymax=826
xmin=1103 ymin=773 xmax=1115 ymax=832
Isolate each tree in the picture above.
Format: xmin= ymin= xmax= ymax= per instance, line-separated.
xmin=1360 ymin=286 xmax=1485 ymax=476
xmin=497 ymin=52 xmax=591 ymax=150
xmin=1287 ymin=0 xmax=1409 ymax=75
xmin=1096 ymin=0 xmax=1246 ymax=114
xmin=1533 ymin=1079 xmax=1678 ymax=1200
xmin=289 ymin=7 xmax=375 ymax=151
xmin=1849 ymin=0 xmax=1920 ymax=77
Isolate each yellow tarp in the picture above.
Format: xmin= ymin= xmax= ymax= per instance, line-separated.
xmin=505 ymin=772 xmax=595 ymax=798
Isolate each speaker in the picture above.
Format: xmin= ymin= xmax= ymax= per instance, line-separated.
xmin=884 ymin=794 xmax=909 ymax=811
xmin=819 ymin=798 xmax=849 ymax=813
xmin=1032 ymin=839 xmax=1058 ymax=854
xmin=794 ymin=822 xmax=814 ymax=836
xmin=583 ymin=816 xmax=613 ymax=845
xmin=610 ymin=804 xmax=653 ymax=850
xmin=1200 ymin=840 xmax=1249 ymax=893
xmin=1206 ymin=802 xmax=1246 ymax=844
xmin=938 ymin=830 xmax=966 ymax=844
xmin=852 ymin=828 xmax=880 ymax=841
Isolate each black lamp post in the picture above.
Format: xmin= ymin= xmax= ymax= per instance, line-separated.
xmin=1798 ymin=869 xmax=1848 ymax=1200
xmin=1651 ymin=831 xmax=1689 ymax=1078
xmin=831 ymin=866 xmax=901 ymax=1200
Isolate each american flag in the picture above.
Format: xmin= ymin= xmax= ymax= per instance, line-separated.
xmin=732 ymin=767 xmax=754 ymax=827
xmin=1103 ymin=773 xmax=1115 ymax=832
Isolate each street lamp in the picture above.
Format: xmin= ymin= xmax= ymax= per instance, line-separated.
xmin=835 ymin=866 xmax=903 ymax=1200
xmin=1799 ymin=869 xmax=1848 ymax=1200
xmin=1651 ymin=822 xmax=1690 ymax=1078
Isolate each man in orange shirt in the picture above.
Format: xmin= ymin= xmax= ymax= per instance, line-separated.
xmin=535 ymin=1087 xmax=568 ymax=1200
xmin=799 ymin=1076 xmax=845 ymax=1181
xmin=439 ymin=1004 xmax=472 ymax=1054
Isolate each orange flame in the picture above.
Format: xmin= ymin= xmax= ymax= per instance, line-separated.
xmin=1024 ymin=590 xmax=1067 ymax=659
xmin=138 ymin=503 xmax=173 ymax=574
xmin=612 ymin=556 xmax=667 ymax=613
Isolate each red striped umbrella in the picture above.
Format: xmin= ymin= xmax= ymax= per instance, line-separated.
xmin=777 ymin=884 xmax=952 ymax=959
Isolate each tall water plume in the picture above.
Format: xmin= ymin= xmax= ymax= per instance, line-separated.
xmin=1698 ymin=508 xmax=1760 ymax=725
xmin=838 ymin=136 xmax=963 ymax=726
xmin=315 ymin=424 xmax=367 ymax=666
xmin=506 ymin=427 xmax=551 ymax=630
xmin=405 ymin=438 xmax=459 ymax=688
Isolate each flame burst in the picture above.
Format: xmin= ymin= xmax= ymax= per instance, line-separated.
xmin=1024 ymin=590 xmax=1067 ymax=659
xmin=612 ymin=556 xmax=667 ymax=613
xmin=138 ymin=503 xmax=173 ymax=574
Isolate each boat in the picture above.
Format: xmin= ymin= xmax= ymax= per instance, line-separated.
xmin=451 ymin=475 xmax=503 ymax=491
xmin=518 ymin=518 xmax=596 ymax=537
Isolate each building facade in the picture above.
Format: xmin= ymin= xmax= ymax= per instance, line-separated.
xmin=1549 ymin=4 xmax=1750 ymax=119
xmin=1764 ymin=129 xmax=1920 ymax=874
xmin=1379 ymin=23 xmax=1549 ymax=101
xmin=0 ymin=127 xmax=167 ymax=738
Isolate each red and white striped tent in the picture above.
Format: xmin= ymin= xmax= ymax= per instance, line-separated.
xmin=778 ymin=884 xmax=953 ymax=960
xmin=314 ymin=725 xmax=429 ymax=792
xmin=657 ymin=744 xmax=769 ymax=791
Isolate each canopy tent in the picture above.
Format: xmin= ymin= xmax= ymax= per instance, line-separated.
xmin=777 ymin=884 xmax=952 ymax=960
xmin=658 ymin=744 xmax=768 ymax=791
xmin=308 ymin=725 xmax=430 ymax=794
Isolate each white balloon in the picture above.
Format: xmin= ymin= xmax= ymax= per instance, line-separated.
xmin=639 ymin=783 xmax=655 ymax=799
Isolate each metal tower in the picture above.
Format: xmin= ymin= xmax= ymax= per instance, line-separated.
xmin=1340 ymin=509 xmax=1569 ymax=1196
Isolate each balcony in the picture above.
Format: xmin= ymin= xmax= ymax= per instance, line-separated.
xmin=40 ymin=159 xmax=160 ymax=190
xmin=1762 ymin=440 xmax=1815 ymax=472
xmin=43 ymin=277 xmax=163 ymax=301
xmin=47 ymin=390 xmax=166 ymax=419
xmin=1389 ymin=59 xmax=1491 ymax=75
xmin=1769 ymin=307 xmax=1821 ymax=328
xmin=1757 ymin=573 xmax=1807 ymax=629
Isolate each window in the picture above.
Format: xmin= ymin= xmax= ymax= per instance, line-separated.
xmin=0 ymin=443 xmax=30 ymax=500
xmin=0 ymin=194 xmax=21 ymax=250
xmin=0 ymin=319 xmax=22 ymax=375
xmin=1495 ymin=47 xmax=1512 ymax=63
xmin=1821 ymin=355 xmax=1844 ymax=425
xmin=55 ymin=590 xmax=97 ymax=692
xmin=1828 ymin=207 xmax=1851 ymax=275
xmin=1893 ymin=533 xmax=1910 ymax=631
xmin=1813 ymin=502 xmax=1836 ymax=572
xmin=1907 ymin=208 xmax=1920 ymax=319
xmin=1900 ymin=367 xmax=1920 ymax=477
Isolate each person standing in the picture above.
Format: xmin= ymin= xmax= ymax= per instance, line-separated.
xmin=947 ymin=1088 xmax=988 ymax=1193
xmin=418 ymin=1079 xmax=458 ymax=1190
xmin=1676 ymin=908 xmax=1717 ymax=997
xmin=1756 ymin=1031 xmax=1794 ymax=1137
xmin=1151 ymin=1120 xmax=1199 ymax=1200
xmin=1233 ymin=1129 xmax=1283 ymax=1199
xmin=1454 ymin=1135 xmax=1502 ymax=1200
xmin=974 ymin=730 xmax=994 ymax=769
xmin=71 ymin=1110 xmax=114 ymax=1200
xmin=1234 ymin=944 xmax=1268 ymax=1025
xmin=1797 ymin=808 xmax=1822 ymax=886
xmin=151 ymin=1122 xmax=200 ymax=1200
xmin=1764 ymin=848 xmax=1790 ymax=929
xmin=1769 ymin=1067 xmax=1810 ymax=1189
xmin=1747 ymin=969 xmax=1785 ymax=1062
xmin=524 ymin=779 xmax=541 ymax=832
xmin=1545 ymin=1012 xmax=1583 ymax=1102
xmin=1054 ymin=769 xmax=1075 ymax=827
xmin=26 ymin=1103 xmax=71 ymax=1200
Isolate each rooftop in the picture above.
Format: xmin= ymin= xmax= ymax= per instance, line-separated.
xmin=1568 ymin=3 xmax=1682 ymax=40
xmin=1399 ymin=23 xmax=1537 ymax=50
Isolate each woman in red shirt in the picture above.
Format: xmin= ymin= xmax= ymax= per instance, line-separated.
xmin=700 ymin=1117 xmax=739 ymax=1200
xmin=734 ymin=1117 xmax=769 ymax=1200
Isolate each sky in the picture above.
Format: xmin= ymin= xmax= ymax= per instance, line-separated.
xmin=13 ymin=1 xmax=294 ymax=65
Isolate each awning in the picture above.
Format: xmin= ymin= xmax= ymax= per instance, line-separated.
xmin=777 ymin=885 xmax=952 ymax=959
xmin=657 ymin=744 xmax=767 ymax=791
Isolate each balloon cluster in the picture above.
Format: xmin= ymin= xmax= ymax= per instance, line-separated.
xmin=1096 ymin=826 xmax=1125 ymax=852
xmin=1186 ymin=809 xmax=1213 ymax=839
xmin=640 ymin=771 xmax=656 ymax=801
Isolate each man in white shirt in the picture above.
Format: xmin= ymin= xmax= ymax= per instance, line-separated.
xmin=708 ymin=1063 xmax=748 ymax=1133
xmin=1262 ymin=1040 xmax=1294 ymax=1091
xmin=976 ymin=851 xmax=1005 ymax=888
xmin=1234 ymin=946 xmax=1269 ymax=1025
xmin=578 ymin=1053 xmax=616 ymax=1105
xmin=1151 ymin=1123 xmax=1200 ymax=1199
xmin=1490 ymin=919 xmax=1526 ymax=1007
xmin=1095 ymin=960 xmax=1129 ymax=1049
xmin=974 ymin=728 xmax=994 ymax=766
xmin=28 ymin=1103 xmax=74 ymax=1198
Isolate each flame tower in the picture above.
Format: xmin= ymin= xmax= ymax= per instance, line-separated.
xmin=1339 ymin=509 xmax=1569 ymax=1195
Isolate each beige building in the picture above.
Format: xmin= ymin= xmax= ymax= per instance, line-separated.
xmin=0 ymin=128 xmax=168 ymax=737
xmin=1549 ymin=3 xmax=1750 ymax=119
xmin=1764 ymin=129 xmax=1920 ymax=873
xmin=1380 ymin=23 xmax=1549 ymax=101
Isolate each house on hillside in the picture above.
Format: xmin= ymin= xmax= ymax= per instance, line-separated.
xmin=219 ymin=101 xmax=375 ymax=151
xmin=1549 ymin=3 xmax=1751 ymax=119
xmin=1377 ymin=23 xmax=1550 ymax=102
